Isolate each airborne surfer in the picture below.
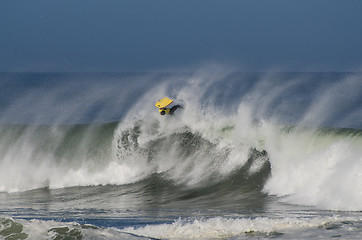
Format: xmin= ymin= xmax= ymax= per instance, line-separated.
xmin=159 ymin=105 xmax=183 ymax=115
xmin=155 ymin=97 xmax=183 ymax=116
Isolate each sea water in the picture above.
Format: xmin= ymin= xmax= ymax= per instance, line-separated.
xmin=1 ymin=69 xmax=362 ymax=239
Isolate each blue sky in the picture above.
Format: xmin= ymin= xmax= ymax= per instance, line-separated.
xmin=1 ymin=0 xmax=362 ymax=72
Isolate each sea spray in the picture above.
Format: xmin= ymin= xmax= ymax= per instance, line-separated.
xmin=1 ymin=71 xmax=362 ymax=212
xmin=263 ymin=125 xmax=362 ymax=210
xmin=2 ymin=71 xmax=362 ymax=240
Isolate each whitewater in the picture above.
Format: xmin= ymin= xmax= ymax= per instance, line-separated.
xmin=1 ymin=68 xmax=362 ymax=239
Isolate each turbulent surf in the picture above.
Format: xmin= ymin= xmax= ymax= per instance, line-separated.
xmin=1 ymin=69 xmax=362 ymax=239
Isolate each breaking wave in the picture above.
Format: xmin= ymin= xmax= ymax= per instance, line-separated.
xmin=1 ymin=69 xmax=362 ymax=211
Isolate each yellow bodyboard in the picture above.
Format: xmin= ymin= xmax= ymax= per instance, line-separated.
xmin=155 ymin=97 xmax=173 ymax=108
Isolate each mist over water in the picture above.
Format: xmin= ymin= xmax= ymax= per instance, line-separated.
xmin=1 ymin=68 xmax=362 ymax=239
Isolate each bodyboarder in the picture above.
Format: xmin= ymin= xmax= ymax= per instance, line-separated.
xmin=155 ymin=97 xmax=183 ymax=116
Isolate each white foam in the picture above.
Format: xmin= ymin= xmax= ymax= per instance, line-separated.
xmin=262 ymin=122 xmax=362 ymax=210
xmin=2 ymin=69 xmax=362 ymax=212
xmin=0 ymin=124 xmax=149 ymax=192
xmin=16 ymin=218 xmax=140 ymax=240
xmin=122 ymin=216 xmax=359 ymax=239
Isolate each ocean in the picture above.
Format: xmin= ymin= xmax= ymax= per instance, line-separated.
xmin=1 ymin=69 xmax=362 ymax=239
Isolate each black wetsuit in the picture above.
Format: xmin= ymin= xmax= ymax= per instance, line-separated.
xmin=169 ymin=105 xmax=182 ymax=115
